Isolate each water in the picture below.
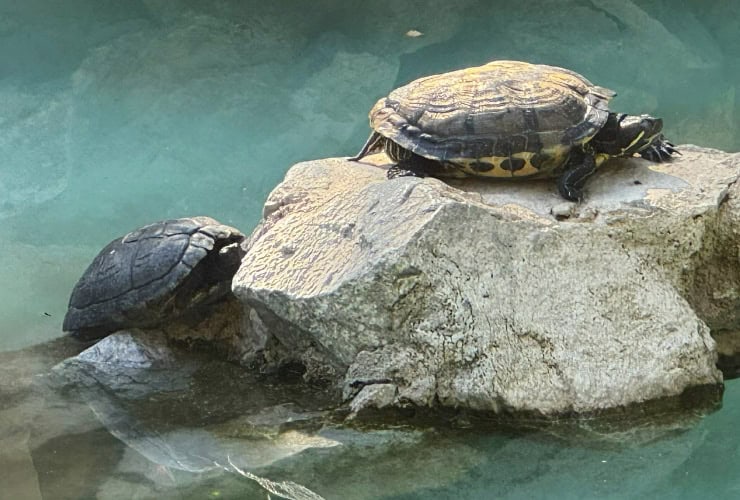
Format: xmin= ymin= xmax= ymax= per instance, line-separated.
xmin=1 ymin=0 xmax=739 ymax=497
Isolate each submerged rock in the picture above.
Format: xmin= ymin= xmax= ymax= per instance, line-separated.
xmin=52 ymin=330 xmax=195 ymax=398
xmin=232 ymin=146 xmax=740 ymax=416
xmin=47 ymin=330 xmax=339 ymax=499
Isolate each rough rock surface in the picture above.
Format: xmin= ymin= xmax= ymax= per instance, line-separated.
xmin=232 ymin=147 xmax=740 ymax=416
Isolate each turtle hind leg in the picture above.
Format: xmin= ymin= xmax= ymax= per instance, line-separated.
xmin=348 ymin=132 xmax=383 ymax=161
xmin=557 ymin=154 xmax=597 ymax=202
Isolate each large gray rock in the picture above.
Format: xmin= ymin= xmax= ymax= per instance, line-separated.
xmin=232 ymin=147 xmax=740 ymax=416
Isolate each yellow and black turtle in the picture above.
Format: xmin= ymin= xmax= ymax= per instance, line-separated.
xmin=350 ymin=60 xmax=678 ymax=201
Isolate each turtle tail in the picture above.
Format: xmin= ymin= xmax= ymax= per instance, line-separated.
xmin=348 ymin=132 xmax=383 ymax=161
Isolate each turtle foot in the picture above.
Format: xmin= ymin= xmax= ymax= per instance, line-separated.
xmin=557 ymin=154 xmax=596 ymax=202
xmin=640 ymin=136 xmax=680 ymax=162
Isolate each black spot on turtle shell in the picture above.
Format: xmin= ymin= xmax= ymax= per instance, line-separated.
xmin=501 ymin=157 xmax=526 ymax=171
xmin=469 ymin=161 xmax=495 ymax=172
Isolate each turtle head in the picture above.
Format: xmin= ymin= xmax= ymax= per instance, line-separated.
xmin=616 ymin=114 xmax=664 ymax=156
xmin=591 ymin=113 xmax=665 ymax=157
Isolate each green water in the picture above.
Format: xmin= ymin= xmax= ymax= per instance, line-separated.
xmin=1 ymin=0 xmax=739 ymax=498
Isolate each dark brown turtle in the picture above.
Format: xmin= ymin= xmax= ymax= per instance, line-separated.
xmin=63 ymin=217 xmax=245 ymax=341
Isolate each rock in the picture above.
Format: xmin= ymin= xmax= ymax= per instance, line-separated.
xmin=714 ymin=329 xmax=740 ymax=378
xmin=160 ymin=296 xmax=256 ymax=363
xmin=232 ymin=146 xmax=739 ymax=417
xmin=47 ymin=329 xmax=340 ymax=499
xmin=349 ymin=384 xmax=397 ymax=416
xmin=52 ymin=330 xmax=195 ymax=398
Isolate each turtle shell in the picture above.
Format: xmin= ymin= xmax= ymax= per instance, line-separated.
xmin=369 ymin=60 xmax=616 ymax=178
xmin=63 ymin=216 xmax=245 ymax=341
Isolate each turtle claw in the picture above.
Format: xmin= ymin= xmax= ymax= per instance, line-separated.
xmin=640 ymin=135 xmax=680 ymax=163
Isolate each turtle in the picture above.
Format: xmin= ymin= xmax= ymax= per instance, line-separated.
xmin=349 ymin=60 xmax=678 ymax=201
xmin=63 ymin=216 xmax=246 ymax=341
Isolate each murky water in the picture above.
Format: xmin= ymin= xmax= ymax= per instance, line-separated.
xmin=2 ymin=0 xmax=740 ymax=498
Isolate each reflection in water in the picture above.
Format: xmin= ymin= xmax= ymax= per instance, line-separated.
xmin=1 ymin=334 xmax=736 ymax=499
xmin=47 ymin=332 xmax=338 ymax=497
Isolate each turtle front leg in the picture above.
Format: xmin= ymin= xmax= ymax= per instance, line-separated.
xmin=639 ymin=134 xmax=680 ymax=162
xmin=557 ymin=154 xmax=597 ymax=202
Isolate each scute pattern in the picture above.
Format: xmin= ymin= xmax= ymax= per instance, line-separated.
xmin=369 ymin=60 xmax=615 ymax=176
xmin=63 ymin=216 xmax=245 ymax=340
